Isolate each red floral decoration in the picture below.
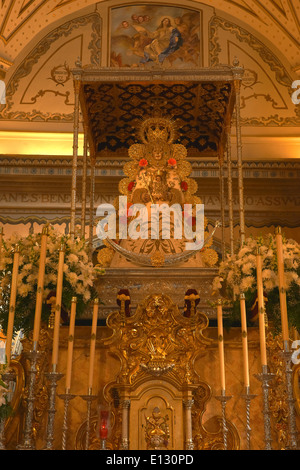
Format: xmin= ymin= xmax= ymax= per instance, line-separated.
xmin=168 ymin=158 xmax=177 ymax=167
xmin=181 ymin=181 xmax=188 ymax=192
xmin=139 ymin=158 xmax=148 ymax=167
xmin=127 ymin=181 xmax=135 ymax=191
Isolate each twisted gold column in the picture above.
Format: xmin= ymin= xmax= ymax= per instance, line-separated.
xmin=70 ymin=79 xmax=81 ymax=239
xmin=234 ymin=79 xmax=246 ymax=245
xmin=219 ymin=159 xmax=226 ymax=260
xmin=89 ymin=155 xmax=96 ymax=259
xmin=81 ymin=124 xmax=89 ymax=239
xmin=226 ymin=127 xmax=234 ymax=256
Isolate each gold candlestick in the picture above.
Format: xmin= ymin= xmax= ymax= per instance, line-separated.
xmin=57 ymin=297 xmax=78 ymax=449
xmin=57 ymin=390 xmax=76 ymax=450
xmin=80 ymin=389 xmax=98 ymax=450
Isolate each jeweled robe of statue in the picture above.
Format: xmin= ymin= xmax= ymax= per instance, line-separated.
xmin=97 ymin=116 xmax=218 ymax=268
xmin=131 ymin=147 xmax=184 ymax=206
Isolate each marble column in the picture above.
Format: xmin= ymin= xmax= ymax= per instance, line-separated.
xmin=120 ymin=399 xmax=131 ymax=450
xmin=183 ymin=398 xmax=194 ymax=450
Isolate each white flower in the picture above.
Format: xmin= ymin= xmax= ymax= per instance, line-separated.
xmin=238 ymin=246 xmax=252 ymax=258
xmin=68 ymin=253 xmax=79 ymax=264
xmin=18 ymin=283 xmax=33 ymax=297
xmin=75 ymin=283 xmax=85 ymax=295
xmin=83 ymin=290 xmax=91 ymax=302
xmin=67 ymin=272 xmax=78 ymax=287
xmin=22 ymin=263 xmax=33 ymax=272
xmin=242 ymin=262 xmax=253 ymax=275
xmin=45 ymin=273 xmax=57 ymax=285
xmin=264 ymin=280 xmax=276 ymax=291
xmin=285 ymin=271 xmax=298 ymax=288
xmin=262 ymin=269 xmax=274 ymax=280
xmin=264 ymin=249 xmax=274 ymax=259
xmin=241 ymin=276 xmax=255 ymax=291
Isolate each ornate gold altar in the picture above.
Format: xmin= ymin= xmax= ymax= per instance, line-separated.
xmin=75 ymin=293 xmax=240 ymax=451
xmin=2 ymin=62 xmax=299 ymax=452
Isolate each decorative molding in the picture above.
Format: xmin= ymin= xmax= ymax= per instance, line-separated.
xmin=1 ymin=156 xmax=300 ymax=177
xmin=209 ymin=15 xmax=300 ymax=127
xmin=0 ymin=12 xmax=101 ymax=122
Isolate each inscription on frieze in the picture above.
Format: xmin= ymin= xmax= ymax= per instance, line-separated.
xmin=0 ymin=193 xmax=299 ymax=210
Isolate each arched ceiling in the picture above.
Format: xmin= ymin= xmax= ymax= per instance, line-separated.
xmin=0 ymin=0 xmax=299 ymax=162
xmin=0 ymin=0 xmax=299 ymax=71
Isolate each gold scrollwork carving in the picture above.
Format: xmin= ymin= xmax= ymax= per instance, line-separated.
xmin=87 ymin=294 xmax=240 ymax=450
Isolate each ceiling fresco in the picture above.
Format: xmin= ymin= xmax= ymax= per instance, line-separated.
xmin=0 ymin=0 xmax=299 ymax=68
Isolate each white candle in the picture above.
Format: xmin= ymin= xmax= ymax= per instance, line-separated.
xmin=275 ymin=227 xmax=289 ymax=345
xmin=51 ymin=244 xmax=65 ymax=369
xmin=88 ymin=299 xmax=99 ymax=392
xmin=65 ymin=297 xmax=77 ymax=392
xmin=5 ymin=245 xmax=20 ymax=367
xmin=240 ymin=293 xmax=250 ymax=388
xmin=32 ymin=226 xmax=49 ymax=347
xmin=0 ymin=227 xmax=3 ymax=271
xmin=256 ymin=249 xmax=267 ymax=366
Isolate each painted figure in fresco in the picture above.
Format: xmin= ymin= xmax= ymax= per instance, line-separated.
xmin=141 ymin=18 xmax=183 ymax=64
xmin=110 ymin=8 xmax=200 ymax=67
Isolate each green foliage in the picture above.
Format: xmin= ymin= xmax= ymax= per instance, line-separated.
xmin=0 ymin=227 xmax=104 ymax=337
xmin=213 ymin=234 xmax=300 ymax=335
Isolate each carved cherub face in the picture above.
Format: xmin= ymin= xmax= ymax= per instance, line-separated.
xmin=153 ymin=148 xmax=163 ymax=161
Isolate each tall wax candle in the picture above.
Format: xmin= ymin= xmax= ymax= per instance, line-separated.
xmin=256 ymin=249 xmax=268 ymax=367
xmin=5 ymin=245 xmax=20 ymax=367
xmin=32 ymin=226 xmax=49 ymax=347
xmin=217 ymin=300 xmax=226 ymax=391
xmin=240 ymin=293 xmax=250 ymax=388
xmin=88 ymin=299 xmax=99 ymax=392
xmin=65 ymin=297 xmax=77 ymax=392
xmin=0 ymin=227 xmax=3 ymax=270
xmin=275 ymin=227 xmax=289 ymax=345
xmin=51 ymin=244 xmax=65 ymax=369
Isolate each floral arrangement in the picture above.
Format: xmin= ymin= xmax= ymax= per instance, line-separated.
xmin=212 ymin=234 xmax=300 ymax=334
xmin=0 ymin=367 xmax=12 ymax=420
xmin=0 ymin=227 xmax=104 ymax=337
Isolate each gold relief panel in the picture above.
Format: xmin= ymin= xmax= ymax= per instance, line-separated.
xmin=132 ymin=386 xmax=181 ymax=450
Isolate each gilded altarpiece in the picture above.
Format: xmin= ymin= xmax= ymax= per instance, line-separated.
xmin=94 ymin=293 xmax=239 ymax=450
